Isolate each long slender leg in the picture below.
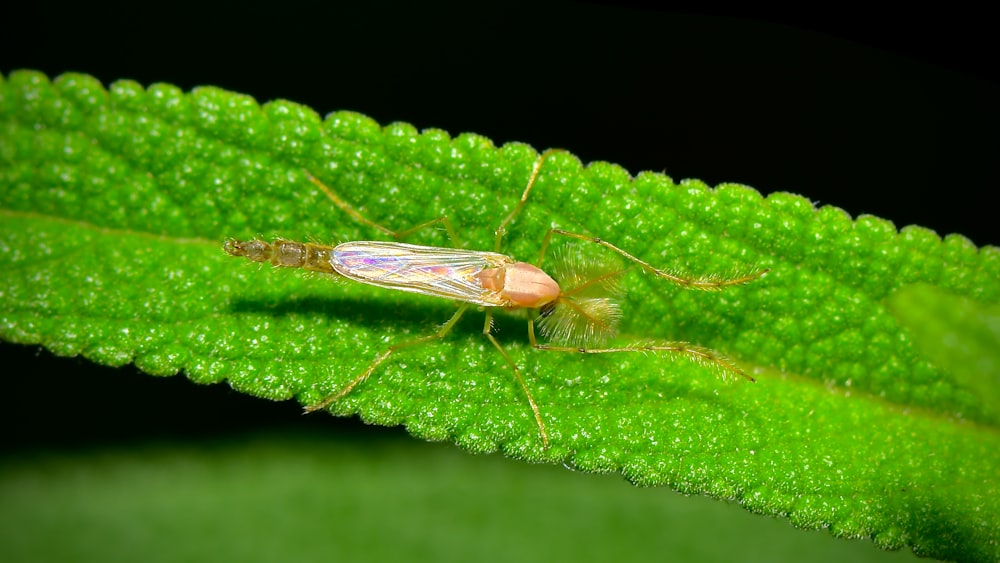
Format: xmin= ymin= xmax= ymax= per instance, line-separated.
xmin=475 ymin=148 xmax=565 ymax=448
xmin=483 ymin=311 xmax=550 ymax=449
xmin=493 ymin=149 xmax=567 ymax=252
xmin=304 ymin=304 xmax=470 ymax=413
xmin=303 ymin=169 xmax=461 ymax=246
xmin=537 ymin=228 xmax=769 ymax=289
xmin=527 ymin=318 xmax=755 ymax=382
xmin=528 ymin=228 xmax=763 ymax=380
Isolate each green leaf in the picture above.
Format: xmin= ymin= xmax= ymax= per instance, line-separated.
xmin=0 ymin=427 xmax=921 ymax=563
xmin=887 ymin=284 xmax=1000 ymax=410
xmin=1 ymin=70 xmax=998 ymax=562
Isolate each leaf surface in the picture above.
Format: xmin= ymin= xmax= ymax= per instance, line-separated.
xmin=1 ymin=70 xmax=998 ymax=561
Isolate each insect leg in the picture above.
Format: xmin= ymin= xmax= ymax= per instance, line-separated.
xmin=528 ymin=320 xmax=757 ymax=383
xmin=493 ymin=148 xmax=567 ymax=253
xmin=303 ymin=169 xmax=461 ymax=246
xmin=483 ymin=310 xmax=550 ymax=449
xmin=528 ymin=317 xmax=755 ymax=383
xmin=537 ymin=228 xmax=769 ymax=290
xmin=304 ymin=303 xmax=470 ymax=413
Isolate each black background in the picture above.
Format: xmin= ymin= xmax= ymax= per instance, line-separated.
xmin=2 ymin=2 xmax=998 ymax=449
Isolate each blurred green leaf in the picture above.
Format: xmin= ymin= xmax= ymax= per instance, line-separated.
xmin=1 ymin=70 xmax=998 ymax=561
xmin=0 ymin=429 xmax=922 ymax=563
xmin=888 ymin=284 xmax=1000 ymax=410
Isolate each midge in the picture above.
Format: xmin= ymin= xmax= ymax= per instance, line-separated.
xmin=224 ymin=149 xmax=768 ymax=448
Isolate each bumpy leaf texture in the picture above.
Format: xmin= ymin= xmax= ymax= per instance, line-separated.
xmin=1 ymin=71 xmax=997 ymax=562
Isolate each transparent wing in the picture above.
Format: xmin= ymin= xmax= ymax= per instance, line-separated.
xmin=330 ymin=241 xmax=512 ymax=306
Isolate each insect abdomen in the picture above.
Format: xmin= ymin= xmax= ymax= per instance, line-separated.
xmin=223 ymin=239 xmax=336 ymax=274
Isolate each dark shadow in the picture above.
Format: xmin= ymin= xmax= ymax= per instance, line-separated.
xmin=0 ymin=342 xmax=412 ymax=459
xmin=226 ymin=294 xmax=537 ymax=346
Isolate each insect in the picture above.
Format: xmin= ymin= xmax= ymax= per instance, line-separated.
xmin=224 ymin=149 xmax=769 ymax=448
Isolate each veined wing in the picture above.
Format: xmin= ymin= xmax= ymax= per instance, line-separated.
xmin=330 ymin=241 xmax=513 ymax=307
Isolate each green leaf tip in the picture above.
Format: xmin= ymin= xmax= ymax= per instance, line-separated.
xmin=888 ymin=284 xmax=1000 ymax=413
xmin=2 ymin=70 xmax=999 ymax=562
